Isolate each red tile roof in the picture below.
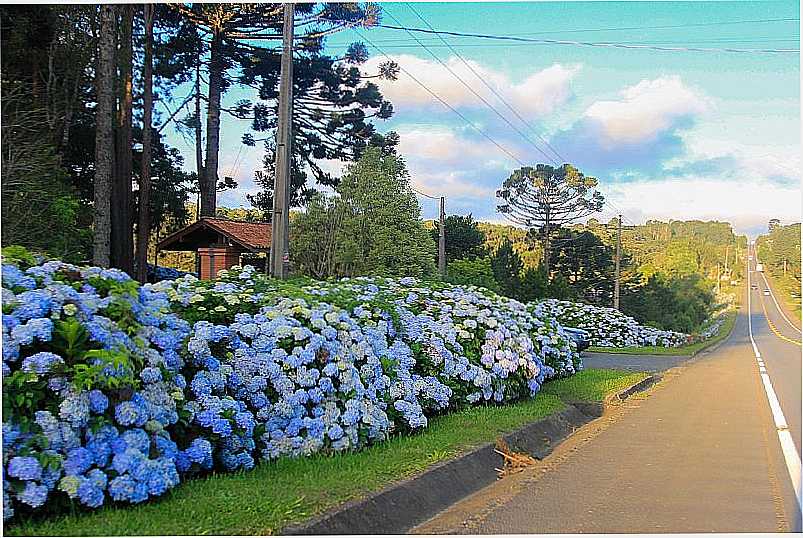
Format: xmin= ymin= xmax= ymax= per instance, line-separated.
xmin=203 ymin=218 xmax=272 ymax=250
xmin=157 ymin=217 xmax=272 ymax=252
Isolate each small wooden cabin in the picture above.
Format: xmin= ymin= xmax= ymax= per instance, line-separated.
xmin=157 ymin=217 xmax=271 ymax=279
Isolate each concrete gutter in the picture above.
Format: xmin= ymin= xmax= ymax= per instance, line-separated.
xmin=284 ymin=376 xmax=657 ymax=536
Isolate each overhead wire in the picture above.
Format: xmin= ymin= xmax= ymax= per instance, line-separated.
xmin=352 ymin=27 xmax=527 ymax=166
xmin=332 ymin=37 xmax=800 ymax=50
xmin=384 ymin=7 xmax=560 ymax=165
xmin=410 ymin=185 xmax=440 ymax=200
xmin=374 ymin=23 xmax=799 ymax=54
xmin=402 ymin=3 xmax=565 ymax=165
xmin=356 ymin=12 xmax=789 ymax=227
xmin=374 ymin=17 xmax=800 ymax=39
xmin=397 ymin=5 xmax=654 ymax=227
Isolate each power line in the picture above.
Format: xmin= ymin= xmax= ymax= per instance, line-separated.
xmin=403 ymin=3 xmax=566 ymax=165
xmin=352 ymin=28 xmax=527 ymax=167
xmin=375 ymin=23 xmax=799 ymax=54
xmin=329 ymin=17 xmax=800 ymax=45
xmin=384 ymin=8 xmax=559 ymax=165
xmin=410 ymin=185 xmax=439 ymax=200
xmin=334 ymin=37 xmax=800 ymax=49
xmin=512 ymin=17 xmax=800 ymax=35
xmin=400 ymin=4 xmax=639 ymax=229
xmin=225 ymin=144 xmax=245 ymax=180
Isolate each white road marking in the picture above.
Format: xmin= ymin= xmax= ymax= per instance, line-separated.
xmin=779 ymin=430 xmax=803 ymax=506
xmin=748 ymin=246 xmax=802 ymax=511
xmin=760 ymin=372 xmax=789 ymax=429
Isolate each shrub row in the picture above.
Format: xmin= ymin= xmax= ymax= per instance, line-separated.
xmin=2 ymin=261 xmax=579 ymax=521
xmin=534 ymin=299 xmax=688 ymax=348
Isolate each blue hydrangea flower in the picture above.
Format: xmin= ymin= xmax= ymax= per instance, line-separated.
xmin=88 ymin=390 xmax=109 ymax=414
xmin=7 ymin=456 xmax=42 ymax=481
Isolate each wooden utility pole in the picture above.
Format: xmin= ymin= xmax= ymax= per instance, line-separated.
xmin=613 ymin=214 xmax=622 ymax=310
xmin=438 ymin=196 xmax=446 ymax=276
xmin=270 ymin=3 xmax=294 ymax=278
xmin=724 ymin=244 xmax=730 ymax=275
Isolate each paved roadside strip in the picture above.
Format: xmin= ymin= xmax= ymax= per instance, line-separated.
xmin=283 ymin=377 xmax=655 ymax=536
xmin=749 ymin=252 xmax=803 ymax=515
xmin=415 ymin=303 xmax=795 ymax=534
xmin=582 ymin=352 xmax=690 ymax=372
xmin=759 ymin=268 xmax=802 ymax=335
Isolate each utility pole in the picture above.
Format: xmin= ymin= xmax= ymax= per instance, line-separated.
xmin=438 ymin=196 xmax=446 ymax=276
xmin=716 ymin=262 xmax=721 ymax=293
xmin=724 ymin=244 xmax=730 ymax=275
xmin=269 ymin=3 xmax=294 ymax=278
xmin=613 ymin=214 xmax=622 ymax=310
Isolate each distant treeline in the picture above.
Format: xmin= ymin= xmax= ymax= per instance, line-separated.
xmin=443 ymin=218 xmax=745 ymax=333
xmin=756 ymin=221 xmax=801 ymax=319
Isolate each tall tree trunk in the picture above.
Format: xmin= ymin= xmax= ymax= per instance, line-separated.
xmin=93 ymin=5 xmax=116 ymax=267
xmin=543 ymin=211 xmax=551 ymax=277
xmin=136 ymin=3 xmax=154 ymax=283
xmin=195 ymin=59 xmax=204 ymax=197
xmin=112 ymin=4 xmax=134 ymax=274
xmin=200 ymin=31 xmax=222 ymax=217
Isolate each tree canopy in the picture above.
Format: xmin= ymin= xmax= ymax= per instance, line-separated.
xmin=430 ymin=214 xmax=486 ymax=263
xmin=497 ymin=163 xmax=604 ymax=274
xmin=291 ymin=147 xmax=436 ymax=279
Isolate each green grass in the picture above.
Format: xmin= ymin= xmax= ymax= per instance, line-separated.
xmin=541 ymin=368 xmax=648 ymax=402
xmin=9 ymin=369 xmax=641 ymax=536
xmin=763 ymin=270 xmax=802 ymax=322
xmin=588 ymin=310 xmax=737 ymax=357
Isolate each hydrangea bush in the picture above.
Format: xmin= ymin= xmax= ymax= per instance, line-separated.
xmin=2 ymin=260 xmax=191 ymax=520
xmin=3 ymin=260 xmax=580 ymax=521
xmin=535 ymin=299 xmax=688 ymax=348
xmin=146 ymin=264 xmax=196 ymax=283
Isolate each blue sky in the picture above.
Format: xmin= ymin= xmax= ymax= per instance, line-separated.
xmin=163 ymin=1 xmax=801 ymax=236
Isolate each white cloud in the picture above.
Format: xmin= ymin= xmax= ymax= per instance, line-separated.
xmin=364 ymin=55 xmax=579 ymax=118
xmin=396 ymin=125 xmax=508 ymax=165
xmin=393 ymin=125 xmax=513 ymax=200
xmin=583 ymin=76 xmax=709 ymax=145
xmin=675 ymin=134 xmax=801 ymax=181
xmin=600 ymin=177 xmax=801 ymax=236
xmin=410 ymin=169 xmax=497 ymax=200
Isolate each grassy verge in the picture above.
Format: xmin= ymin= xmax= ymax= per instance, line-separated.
xmin=588 ymin=310 xmax=738 ymax=356
xmin=764 ymin=270 xmax=802 ymax=322
xmin=542 ymin=368 xmax=649 ymax=401
xmin=9 ymin=369 xmax=643 ymax=536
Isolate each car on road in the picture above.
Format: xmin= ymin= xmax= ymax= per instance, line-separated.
xmin=764 ymin=290 xmax=771 ymax=296
xmin=563 ymin=327 xmax=590 ymax=352
xmin=751 ymin=284 xmax=758 ymax=290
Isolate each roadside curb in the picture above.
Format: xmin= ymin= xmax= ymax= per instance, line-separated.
xmin=615 ymin=374 xmax=661 ymax=400
xmin=284 ymin=377 xmax=656 ymax=536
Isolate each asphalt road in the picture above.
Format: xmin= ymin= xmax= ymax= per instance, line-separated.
xmin=414 ymin=252 xmax=802 ymax=534
xmin=750 ymin=251 xmax=802 ymax=456
xmin=581 ymin=351 xmax=691 ymax=372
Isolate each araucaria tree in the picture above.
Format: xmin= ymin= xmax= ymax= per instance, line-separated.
xmin=171 ymin=3 xmax=395 ymax=216
xmin=497 ymin=164 xmax=604 ymax=276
